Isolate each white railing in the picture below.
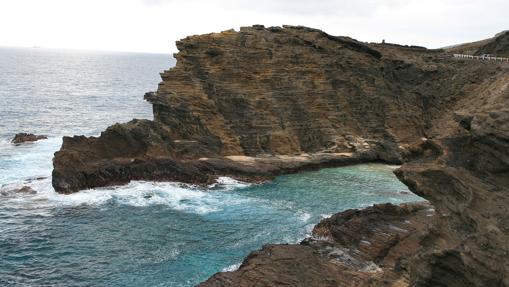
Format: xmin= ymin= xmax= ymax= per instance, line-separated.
xmin=453 ymin=54 xmax=509 ymax=62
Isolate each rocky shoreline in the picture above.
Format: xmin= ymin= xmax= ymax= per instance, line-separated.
xmin=52 ymin=26 xmax=509 ymax=286
xmin=200 ymin=202 xmax=434 ymax=287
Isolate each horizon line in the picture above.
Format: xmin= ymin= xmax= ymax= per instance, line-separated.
xmin=0 ymin=44 xmax=172 ymax=55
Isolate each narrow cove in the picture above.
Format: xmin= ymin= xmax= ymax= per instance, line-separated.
xmin=0 ymin=163 xmax=421 ymax=286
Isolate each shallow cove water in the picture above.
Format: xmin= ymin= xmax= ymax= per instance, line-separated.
xmin=0 ymin=48 xmax=422 ymax=286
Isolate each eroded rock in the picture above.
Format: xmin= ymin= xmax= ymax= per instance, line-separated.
xmin=199 ymin=202 xmax=434 ymax=287
xmin=12 ymin=133 xmax=47 ymax=144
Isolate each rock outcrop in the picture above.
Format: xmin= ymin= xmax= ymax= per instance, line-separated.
xmin=51 ymin=25 xmax=509 ymax=286
xmin=12 ymin=133 xmax=47 ymax=144
xmin=394 ymin=74 xmax=509 ymax=286
xmin=474 ymin=30 xmax=509 ymax=57
xmin=0 ymin=185 xmax=37 ymax=196
xmin=448 ymin=30 xmax=509 ymax=57
xmin=200 ymin=202 xmax=434 ymax=287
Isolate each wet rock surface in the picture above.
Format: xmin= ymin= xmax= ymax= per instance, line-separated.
xmin=0 ymin=185 xmax=37 ymax=196
xmin=11 ymin=133 xmax=47 ymax=144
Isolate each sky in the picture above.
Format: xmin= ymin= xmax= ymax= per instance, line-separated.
xmin=0 ymin=0 xmax=507 ymax=54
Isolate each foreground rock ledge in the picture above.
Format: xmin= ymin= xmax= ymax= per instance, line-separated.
xmin=199 ymin=202 xmax=434 ymax=287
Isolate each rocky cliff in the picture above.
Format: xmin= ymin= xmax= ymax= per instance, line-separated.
xmin=52 ymin=25 xmax=509 ymax=286
xmin=52 ymin=25 xmax=503 ymax=193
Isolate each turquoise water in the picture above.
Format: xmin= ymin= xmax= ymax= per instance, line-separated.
xmin=0 ymin=48 xmax=421 ymax=286
xmin=0 ymin=162 xmax=419 ymax=286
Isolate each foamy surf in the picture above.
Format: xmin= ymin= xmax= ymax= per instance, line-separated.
xmin=222 ymin=263 xmax=241 ymax=272
xmin=3 ymin=177 xmax=264 ymax=217
xmin=0 ymin=136 xmax=61 ymax=184
xmin=208 ymin=176 xmax=252 ymax=190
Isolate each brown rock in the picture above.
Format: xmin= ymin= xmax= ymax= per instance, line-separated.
xmin=394 ymin=86 xmax=509 ymax=286
xmin=12 ymin=133 xmax=47 ymax=144
xmin=199 ymin=202 xmax=434 ymax=287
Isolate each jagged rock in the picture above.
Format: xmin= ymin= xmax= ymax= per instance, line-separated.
xmin=394 ymin=84 xmax=509 ymax=286
xmin=52 ymin=25 xmax=506 ymax=193
xmin=199 ymin=202 xmax=434 ymax=287
xmin=11 ymin=133 xmax=47 ymax=144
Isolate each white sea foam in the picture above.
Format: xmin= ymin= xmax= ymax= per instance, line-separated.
xmin=297 ymin=211 xmax=311 ymax=222
xmin=208 ymin=176 xmax=251 ymax=191
xmin=46 ymin=181 xmax=225 ymax=214
xmin=222 ymin=262 xmax=241 ymax=272
xmin=2 ymin=176 xmax=263 ymax=217
xmin=0 ymin=137 xmax=61 ymax=184
xmin=384 ymin=164 xmax=401 ymax=170
xmin=1 ymin=136 xmax=259 ymax=215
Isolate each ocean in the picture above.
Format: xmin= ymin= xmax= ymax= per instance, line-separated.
xmin=0 ymin=47 xmax=421 ymax=286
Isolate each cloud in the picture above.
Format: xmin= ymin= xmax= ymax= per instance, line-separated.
xmin=1 ymin=0 xmax=507 ymax=53
xmin=139 ymin=0 xmax=407 ymax=16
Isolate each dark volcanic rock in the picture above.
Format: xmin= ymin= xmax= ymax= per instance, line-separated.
xmin=12 ymin=133 xmax=47 ymax=144
xmin=448 ymin=30 xmax=509 ymax=58
xmin=199 ymin=202 xmax=434 ymax=287
xmin=474 ymin=31 xmax=509 ymax=57
xmin=52 ymin=25 xmax=506 ymax=193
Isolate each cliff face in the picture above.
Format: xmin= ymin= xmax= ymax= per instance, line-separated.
xmin=52 ymin=25 xmax=509 ymax=286
xmin=200 ymin=32 xmax=509 ymax=285
xmin=53 ymin=25 xmax=502 ymax=193
xmin=395 ymin=72 xmax=509 ymax=286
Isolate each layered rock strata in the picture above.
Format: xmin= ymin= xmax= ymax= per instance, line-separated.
xmin=52 ymin=25 xmax=506 ymax=193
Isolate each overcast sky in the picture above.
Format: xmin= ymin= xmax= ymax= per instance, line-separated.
xmin=0 ymin=0 xmax=507 ymax=53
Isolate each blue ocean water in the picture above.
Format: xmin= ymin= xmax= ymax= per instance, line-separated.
xmin=0 ymin=47 xmax=422 ymax=287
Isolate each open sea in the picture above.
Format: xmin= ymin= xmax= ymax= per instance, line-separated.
xmin=0 ymin=47 xmax=421 ymax=286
